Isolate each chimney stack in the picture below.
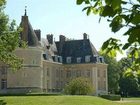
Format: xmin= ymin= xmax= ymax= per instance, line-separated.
xmin=83 ymin=33 xmax=88 ymax=40
xmin=47 ymin=34 xmax=53 ymax=44
xmin=59 ymin=35 xmax=66 ymax=42
xmin=34 ymin=29 xmax=41 ymax=41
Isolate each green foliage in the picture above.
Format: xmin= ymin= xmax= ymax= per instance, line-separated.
xmin=64 ymin=77 xmax=94 ymax=95
xmin=100 ymin=94 xmax=121 ymax=101
xmin=0 ymin=100 xmax=6 ymax=105
xmin=0 ymin=0 xmax=23 ymax=70
xmin=118 ymin=58 xmax=140 ymax=96
xmin=76 ymin=0 xmax=140 ymax=81
xmin=77 ymin=0 xmax=140 ymax=96
xmin=101 ymin=38 xmax=122 ymax=57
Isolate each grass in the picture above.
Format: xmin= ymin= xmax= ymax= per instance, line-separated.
xmin=124 ymin=97 xmax=140 ymax=100
xmin=0 ymin=95 xmax=140 ymax=105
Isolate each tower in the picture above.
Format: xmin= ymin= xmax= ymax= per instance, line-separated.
xmin=20 ymin=7 xmax=39 ymax=46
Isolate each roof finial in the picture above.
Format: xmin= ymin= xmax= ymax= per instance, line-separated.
xmin=25 ymin=6 xmax=27 ymax=16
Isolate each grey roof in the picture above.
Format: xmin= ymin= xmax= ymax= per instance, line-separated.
xmin=55 ymin=39 xmax=99 ymax=63
xmin=20 ymin=15 xmax=39 ymax=46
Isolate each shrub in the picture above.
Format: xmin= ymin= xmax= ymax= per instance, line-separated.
xmin=100 ymin=94 xmax=121 ymax=101
xmin=0 ymin=100 xmax=6 ymax=105
xmin=64 ymin=77 xmax=94 ymax=95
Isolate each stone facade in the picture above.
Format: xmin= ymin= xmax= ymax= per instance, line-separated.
xmin=0 ymin=12 xmax=108 ymax=95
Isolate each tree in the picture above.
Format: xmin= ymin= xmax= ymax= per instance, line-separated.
xmin=118 ymin=58 xmax=140 ymax=96
xmin=64 ymin=77 xmax=94 ymax=95
xmin=76 ymin=0 xmax=140 ymax=73
xmin=0 ymin=0 xmax=22 ymax=70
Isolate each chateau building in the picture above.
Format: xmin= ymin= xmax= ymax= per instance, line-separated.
xmin=0 ymin=11 xmax=108 ymax=95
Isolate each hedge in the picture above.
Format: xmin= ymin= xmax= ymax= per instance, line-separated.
xmin=100 ymin=94 xmax=121 ymax=101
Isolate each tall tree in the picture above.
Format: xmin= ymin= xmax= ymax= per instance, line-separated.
xmin=76 ymin=0 xmax=140 ymax=72
xmin=0 ymin=0 xmax=22 ymax=70
xmin=119 ymin=58 xmax=140 ymax=96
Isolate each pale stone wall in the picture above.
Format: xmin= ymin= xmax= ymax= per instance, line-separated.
xmin=63 ymin=64 xmax=97 ymax=94
xmin=0 ymin=47 xmax=108 ymax=95
xmin=14 ymin=47 xmax=43 ymax=67
xmin=43 ymin=60 xmax=63 ymax=92
xmin=0 ymin=47 xmax=44 ymax=93
xmin=96 ymin=63 xmax=108 ymax=94
xmin=7 ymin=67 xmax=43 ymax=88
xmin=42 ymin=61 xmax=108 ymax=95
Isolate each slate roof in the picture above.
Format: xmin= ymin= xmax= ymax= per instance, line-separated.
xmin=55 ymin=39 xmax=99 ymax=64
xmin=20 ymin=14 xmax=39 ymax=46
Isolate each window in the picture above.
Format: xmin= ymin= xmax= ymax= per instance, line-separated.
xmin=103 ymin=80 xmax=106 ymax=90
xmin=87 ymin=70 xmax=91 ymax=77
xmin=103 ymin=70 xmax=106 ymax=78
xmin=98 ymin=80 xmax=101 ymax=90
xmin=99 ymin=56 xmax=104 ymax=63
xmin=97 ymin=69 xmax=100 ymax=77
xmin=94 ymin=55 xmax=99 ymax=63
xmin=60 ymin=81 xmax=63 ymax=88
xmin=66 ymin=57 xmax=71 ymax=63
xmin=47 ymin=68 xmax=50 ymax=76
xmin=22 ymin=72 xmax=27 ymax=77
xmin=52 ymin=56 xmax=58 ymax=62
xmin=1 ymin=79 xmax=7 ymax=89
xmin=47 ymin=80 xmax=49 ymax=89
xmin=32 ymin=60 xmax=36 ymax=64
xmin=60 ymin=70 xmax=63 ymax=78
xmin=55 ymin=56 xmax=58 ymax=62
xmin=76 ymin=70 xmax=81 ymax=77
xmin=85 ymin=55 xmax=91 ymax=62
xmin=56 ymin=81 xmax=59 ymax=88
xmin=56 ymin=69 xmax=60 ymax=78
xmin=43 ymin=54 xmax=46 ymax=60
xmin=77 ymin=57 xmax=81 ymax=63
xmin=66 ymin=70 xmax=71 ymax=78
xmin=58 ymin=56 xmax=62 ymax=63
xmin=1 ymin=67 xmax=7 ymax=75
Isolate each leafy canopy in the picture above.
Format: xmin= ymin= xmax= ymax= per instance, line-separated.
xmin=0 ymin=0 xmax=23 ymax=70
xmin=76 ymin=0 xmax=140 ymax=72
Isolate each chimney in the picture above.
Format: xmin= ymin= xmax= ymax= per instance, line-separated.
xmin=34 ymin=29 xmax=41 ymax=41
xmin=83 ymin=33 xmax=88 ymax=40
xmin=47 ymin=34 xmax=53 ymax=44
xmin=59 ymin=35 xmax=66 ymax=42
xmin=58 ymin=35 xmax=66 ymax=55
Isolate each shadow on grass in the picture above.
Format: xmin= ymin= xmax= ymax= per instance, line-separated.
xmin=0 ymin=93 xmax=62 ymax=97
xmin=0 ymin=100 xmax=6 ymax=105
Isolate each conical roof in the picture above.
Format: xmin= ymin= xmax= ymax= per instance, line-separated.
xmin=20 ymin=10 xmax=39 ymax=46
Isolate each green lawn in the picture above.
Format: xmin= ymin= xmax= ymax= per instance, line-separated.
xmin=0 ymin=96 xmax=140 ymax=105
xmin=124 ymin=97 xmax=140 ymax=100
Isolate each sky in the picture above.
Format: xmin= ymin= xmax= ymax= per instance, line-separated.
xmin=5 ymin=0 xmax=127 ymax=59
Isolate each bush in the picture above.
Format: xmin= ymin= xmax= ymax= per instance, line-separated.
xmin=64 ymin=77 xmax=94 ymax=95
xmin=100 ymin=94 xmax=121 ymax=101
xmin=0 ymin=100 xmax=6 ymax=105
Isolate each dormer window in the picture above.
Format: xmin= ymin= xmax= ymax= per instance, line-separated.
xmin=99 ymin=56 xmax=104 ymax=63
xmin=55 ymin=56 xmax=58 ymax=62
xmin=66 ymin=57 xmax=71 ymax=63
xmin=77 ymin=57 xmax=81 ymax=63
xmin=94 ymin=55 xmax=99 ymax=63
xmin=85 ymin=55 xmax=91 ymax=63
xmin=43 ymin=54 xmax=46 ymax=60
xmin=58 ymin=56 xmax=62 ymax=63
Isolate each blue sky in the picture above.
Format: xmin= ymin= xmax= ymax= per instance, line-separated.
xmin=5 ymin=0 xmax=127 ymax=59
